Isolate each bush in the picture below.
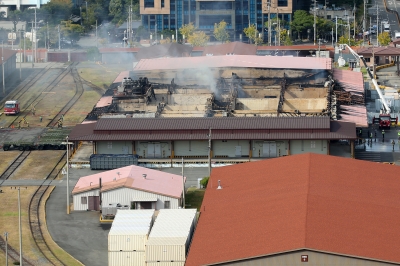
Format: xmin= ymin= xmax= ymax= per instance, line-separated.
xmin=200 ymin=177 xmax=209 ymax=188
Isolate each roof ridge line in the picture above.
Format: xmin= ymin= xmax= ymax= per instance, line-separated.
xmin=304 ymin=153 xmax=312 ymax=247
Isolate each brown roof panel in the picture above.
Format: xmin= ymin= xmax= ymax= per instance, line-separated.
xmin=133 ymin=55 xmax=332 ymax=71
xmin=94 ymin=117 xmax=331 ymax=131
xmin=68 ymin=122 xmax=97 ymax=140
xmin=68 ymin=121 xmax=356 ymax=141
xmin=98 ymin=47 xmax=140 ymax=53
xmin=186 ymin=154 xmax=400 ymax=266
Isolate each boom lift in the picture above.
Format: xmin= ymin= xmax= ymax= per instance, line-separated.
xmin=340 ymin=44 xmax=398 ymax=128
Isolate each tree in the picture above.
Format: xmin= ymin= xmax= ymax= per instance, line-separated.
xmin=280 ymin=29 xmax=293 ymax=45
xmin=243 ymin=24 xmax=262 ymax=45
xmin=291 ymin=10 xmax=313 ymax=40
xmin=200 ymin=177 xmax=209 ymax=188
xmin=43 ymin=0 xmax=73 ymax=24
xmin=61 ymin=20 xmax=84 ymax=44
xmin=188 ymin=31 xmax=209 ymax=46
xmin=338 ymin=34 xmax=362 ymax=46
xmin=179 ymin=22 xmax=195 ymax=40
xmin=109 ymin=0 xmax=124 ymax=24
xmin=7 ymin=10 xmax=22 ymax=33
xmin=213 ymin=20 xmax=230 ymax=43
xmin=378 ymin=32 xmax=391 ymax=46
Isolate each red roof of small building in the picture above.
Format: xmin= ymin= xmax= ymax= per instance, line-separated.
xmin=186 ymin=153 xmax=400 ymax=265
xmin=98 ymin=47 xmax=140 ymax=53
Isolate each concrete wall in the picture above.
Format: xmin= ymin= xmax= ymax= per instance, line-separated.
xmin=73 ymin=190 xmax=99 ymax=211
xmin=282 ymin=98 xmax=327 ymax=112
xmin=213 ymin=140 xmax=250 ymax=158
xmin=236 ymin=98 xmax=279 ymax=111
xmin=97 ymin=141 xmax=133 ymax=154
xmin=222 ymin=250 xmax=394 ymax=266
xmin=285 ymin=88 xmax=328 ymax=99
xmin=103 ymin=187 xmax=179 ymax=210
xmin=290 ymin=140 xmax=328 ymax=155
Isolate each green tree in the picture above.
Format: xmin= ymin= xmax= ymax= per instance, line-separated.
xmin=243 ymin=24 xmax=262 ymax=45
xmin=378 ymin=32 xmax=391 ymax=46
xmin=109 ymin=0 xmax=124 ymax=24
xmin=338 ymin=35 xmax=362 ymax=46
xmin=61 ymin=20 xmax=84 ymax=44
xmin=200 ymin=177 xmax=209 ymax=188
xmin=291 ymin=10 xmax=313 ymax=40
xmin=213 ymin=20 xmax=230 ymax=43
xmin=188 ymin=31 xmax=209 ymax=46
xmin=179 ymin=22 xmax=195 ymax=40
xmin=281 ymin=29 xmax=293 ymax=45
xmin=7 ymin=10 xmax=22 ymax=33
xmin=43 ymin=0 xmax=73 ymax=24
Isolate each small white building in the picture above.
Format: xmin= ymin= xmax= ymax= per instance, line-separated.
xmin=72 ymin=165 xmax=185 ymax=212
xmin=146 ymin=209 xmax=197 ymax=266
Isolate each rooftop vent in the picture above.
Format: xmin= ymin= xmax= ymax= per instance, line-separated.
xmin=217 ymin=180 xmax=222 ymax=190
xmin=143 ymin=174 xmax=147 ymax=179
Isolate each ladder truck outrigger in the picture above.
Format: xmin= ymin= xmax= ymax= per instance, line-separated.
xmin=341 ymin=44 xmax=398 ymax=128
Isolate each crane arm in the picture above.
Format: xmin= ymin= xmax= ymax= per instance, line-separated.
xmin=340 ymin=44 xmax=390 ymax=114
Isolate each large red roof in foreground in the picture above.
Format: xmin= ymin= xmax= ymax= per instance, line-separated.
xmin=186 ymin=153 xmax=400 ymax=265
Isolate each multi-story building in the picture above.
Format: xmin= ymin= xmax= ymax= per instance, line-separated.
xmin=140 ymin=0 xmax=307 ymax=41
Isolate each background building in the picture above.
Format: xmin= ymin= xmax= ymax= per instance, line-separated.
xmin=140 ymin=0 xmax=307 ymax=41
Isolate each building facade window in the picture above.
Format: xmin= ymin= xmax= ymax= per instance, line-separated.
xmin=161 ymin=0 xmax=165 ymax=7
xmin=81 ymin=197 xmax=87 ymax=204
xmin=107 ymin=141 xmax=112 ymax=149
xmin=164 ymin=201 xmax=170 ymax=209
xmin=277 ymin=0 xmax=288 ymax=6
xmin=144 ymin=0 xmax=155 ymax=7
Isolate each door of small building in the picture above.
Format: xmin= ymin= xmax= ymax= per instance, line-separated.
xmin=140 ymin=202 xmax=152 ymax=209
xmin=235 ymin=146 xmax=242 ymax=157
xmin=154 ymin=143 xmax=161 ymax=157
xmin=262 ymin=142 xmax=277 ymax=158
xmin=88 ymin=196 xmax=100 ymax=211
xmin=147 ymin=143 xmax=155 ymax=158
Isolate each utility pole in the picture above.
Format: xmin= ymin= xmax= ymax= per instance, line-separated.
xmin=58 ymin=25 xmax=61 ymax=50
xmin=2 ymin=41 xmax=5 ymax=96
xmin=3 ymin=232 xmax=8 ymax=266
xmin=353 ymin=2 xmax=356 ymax=40
xmin=314 ymin=0 xmax=317 ymax=45
xmin=96 ymin=20 xmax=98 ymax=48
xmin=267 ymin=0 xmax=271 ymax=46
xmin=30 ymin=22 xmax=34 ymax=68
xmin=34 ymin=8 xmax=37 ymax=65
xmin=332 ymin=27 xmax=333 ymax=46
xmin=376 ymin=4 xmax=379 ymax=46
xmin=208 ymin=128 xmax=212 ymax=176
xmin=23 ymin=24 xmax=25 ymax=63
xmin=19 ymin=29 xmax=22 ymax=80
xmin=336 ymin=15 xmax=338 ymax=46
xmin=66 ymin=136 xmax=70 ymax=214
xmin=363 ymin=0 xmax=366 ymax=46
xmin=277 ymin=9 xmax=280 ymax=46
xmin=18 ymin=187 xmax=23 ymax=266
xmin=47 ymin=22 xmax=49 ymax=50
xmin=181 ymin=157 xmax=185 ymax=209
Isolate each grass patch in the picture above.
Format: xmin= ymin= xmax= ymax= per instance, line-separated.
xmin=11 ymin=151 xmax=65 ymax=180
xmin=78 ymin=62 xmax=128 ymax=89
xmin=0 ymin=186 xmax=47 ymax=265
xmin=63 ymin=91 xmax=101 ymax=126
xmin=0 ymin=151 xmax=21 ymax=174
xmin=185 ymin=188 xmax=205 ymax=211
xmin=40 ymin=186 xmax=83 ymax=266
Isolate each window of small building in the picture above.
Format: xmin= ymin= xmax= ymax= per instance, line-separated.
xmin=81 ymin=197 xmax=87 ymax=204
xmin=365 ymin=57 xmax=370 ymax=62
xmin=164 ymin=201 xmax=170 ymax=209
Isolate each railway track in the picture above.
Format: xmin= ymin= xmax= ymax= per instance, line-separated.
xmin=0 ymin=235 xmax=34 ymax=266
xmin=46 ymin=65 xmax=85 ymax=127
xmin=0 ymin=151 xmax=31 ymax=186
xmin=0 ymin=63 xmax=57 ymax=108
xmin=28 ymin=152 xmax=67 ymax=266
xmin=6 ymin=63 xmax=76 ymax=128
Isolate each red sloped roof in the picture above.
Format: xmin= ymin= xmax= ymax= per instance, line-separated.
xmin=98 ymin=47 xmax=140 ymax=53
xmin=186 ymin=153 xmax=400 ymax=265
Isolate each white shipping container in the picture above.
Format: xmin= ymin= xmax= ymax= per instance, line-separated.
xmin=108 ymin=251 xmax=145 ymax=266
xmin=108 ymin=233 xmax=149 ymax=252
xmin=146 ymin=237 xmax=186 ymax=262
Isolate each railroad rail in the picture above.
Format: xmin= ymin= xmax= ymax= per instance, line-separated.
xmin=0 ymin=235 xmax=34 ymax=266
xmin=28 ymin=152 xmax=67 ymax=266
xmin=0 ymin=151 xmax=31 ymax=186
xmin=47 ymin=66 xmax=85 ymax=127
xmin=0 ymin=63 xmax=57 ymax=108
xmin=6 ymin=63 xmax=76 ymax=128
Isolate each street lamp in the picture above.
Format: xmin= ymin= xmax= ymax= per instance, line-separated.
xmin=2 ymin=40 xmax=5 ymax=96
xmin=123 ymin=30 xmax=127 ymax=48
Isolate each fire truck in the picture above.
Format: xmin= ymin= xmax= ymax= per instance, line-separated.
xmin=341 ymin=45 xmax=398 ymax=129
xmin=4 ymin=100 xmax=20 ymax=115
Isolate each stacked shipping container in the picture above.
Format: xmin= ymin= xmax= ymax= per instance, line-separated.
xmin=146 ymin=209 xmax=197 ymax=266
xmin=108 ymin=210 xmax=155 ymax=266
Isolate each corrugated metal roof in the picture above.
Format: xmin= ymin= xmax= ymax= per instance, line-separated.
xmin=115 ymin=210 xmax=155 ymax=217
xmin=0 ymin=48 xmax=18 ymax=64
xmin=186 ymin=153 xmax=400 ymax=266
xmin=257 ymin=45 xmax=330 ymax=51
xmin=339 ymin=105 xmax=368 ymax=127
xmin=94 ymin=117 xmax=331 ymax=131
xmin=148 ymin=209 xmax=197 ymax=240
xmin=133 ymin=55 xmax=332 ymax=71
xmin=99 ymin=47 xmax=140 ymax=53
xmin=333 ymin=69 xmax=364 ymax=94
xmin=69 ymin=120 xmax=356 ymax=141
xmin=356 ymin=46 xmax=400 ymax=56
xmin=72 ymin=165 xmax=184 ymax=198
xmin=113 ymin=71 xmax=130 ymax=83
